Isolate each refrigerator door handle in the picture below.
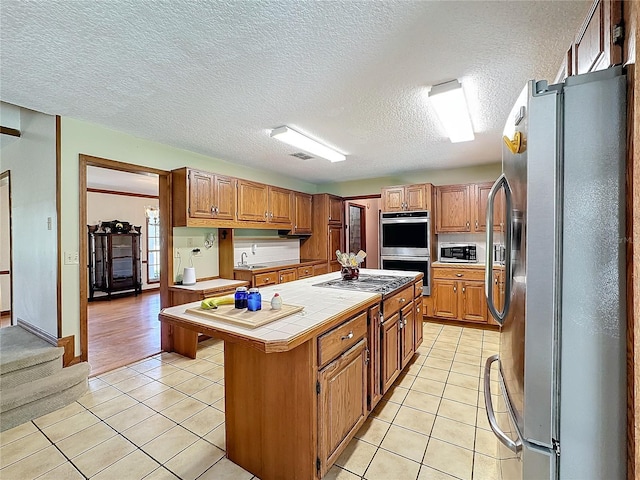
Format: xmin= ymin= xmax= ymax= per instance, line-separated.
xmin=484 ymin=355 xmax=522 ymax=454
xmin=485 ymin=174 xmax=513 ymax=324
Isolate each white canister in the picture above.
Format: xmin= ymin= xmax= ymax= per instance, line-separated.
xmin=183 ymin=267 xmax=196 ymax=285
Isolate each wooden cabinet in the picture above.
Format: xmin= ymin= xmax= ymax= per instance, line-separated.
xmin=431 ymin=266 xmax=488 ymax=324
xmin=435 ymin=182 xmax=503 ymax=233
xmin=380 ymin=311 xmax=401 ymax=393
xmin=278 ymin=268 xmax=297 ymax=284
xmin=234 ymin=261 xmax=327 ymax=287
xmin=268 ymin=186 xmax=293 ymax=225
xmin=293 ymin=192 xmax=312 ymax=234
xmin=88 ymin=227 xmax=142 ymax=300
xmin=381 ymin=184 xmax=431 ymax=212
xmin=400 ymin=303 xmax=415 ymax=369
xmin=475 ymin=182 xmax=504 ymax=232
xmin=172 ymin=168 xmax=236 ymax=226
xmin=574 ymin=0 xmax=622 ymax=76
xmin=414 ymin=291 xmax=423 ymax=350
xmin=237 ymin=180 xmax=269 ymax=222
xmin=367 ymin=304 xmax=382 ymax=411
xmin=317 ymin=312 xmax=368 ymax=477
xmin=435 ymin=184 xmax=472 ymax=233
xmin=317 ymin=338 xmax=367 ymax=477
xmin=237 ymin=182 xmax=293 ymax=225
xmin=328 ymin=195 xmax=343 ymax=225
xmin=300 ymin=194 xmax=344 ymax=272
xmin=488 ymin=268 xmax=505 ymax=326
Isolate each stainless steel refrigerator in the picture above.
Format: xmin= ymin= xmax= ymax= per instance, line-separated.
xmin=483 ymin=66 xmax=627 ymax=479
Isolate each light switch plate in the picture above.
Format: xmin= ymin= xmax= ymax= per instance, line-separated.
xmin=64 ymin=251 xmax=79 ymax=265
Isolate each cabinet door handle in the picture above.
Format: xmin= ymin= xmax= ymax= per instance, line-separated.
xmin=404 ymin=318 xmax=407 ymax=325
xmin=475 ymin=220 xmax=478 ymax=229
xmin=456 ymin=273 xmax=463 ymax=277
xmin=399 ymin=298 xmax=406 ymax=303
xmin=417 ymin=307 xmax=421 ymax=314
xmin=265 ymin=277 xmax=269 ymax=282
xmin=280 ymin=276 xmax=283 ymax=281
xmin=341 ymin=331 xmax=354 ymax=341
xmin=211 ymin=206 xmax=215 ymax=214
xmin=294 ymin=224 xmax=297 ymax=229
xmin=462 ymin=287 xmax=466 ymax=293
xmin=495 ymin=278 xmax=498 ymax=284
xmin=265 ymin=212 xmax=268 ymax=217
xmin=454 ymin=286 xmax=457 ymax=293
xmin=466 ymin=221 xmax=470 ymax=229
xmin=270 ymin=212 xmax=273 ymax=218
xmin=305 ymin=269 xmax=309 ymax=274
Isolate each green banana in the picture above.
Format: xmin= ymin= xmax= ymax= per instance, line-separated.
xmin=201 ymin=295 xmax=235 ymax=310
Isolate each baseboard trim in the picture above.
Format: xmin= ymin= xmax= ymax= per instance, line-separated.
xmin=17 ymin=319 xmax=58 ymax=346
xmin=57 ymin=335 xmax=76 ymax=367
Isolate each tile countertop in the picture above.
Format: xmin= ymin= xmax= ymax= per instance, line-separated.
xmin=169 ymin=278 xmax=248 ymax=292
xmin=232 ymin=258 xmax=324 ymax=273
xmin=160 ymin=268 xmax=421 ymax=353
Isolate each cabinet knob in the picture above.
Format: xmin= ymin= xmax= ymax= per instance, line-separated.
xmin=294 ymin=225 xmax=297 ymax=229
xmin=454 ymin=286 xmax=457 ymax=293
xmin=417 ymin=307 xmax=420 ymax=313
xmin=265 ymin=212 xmax=268 ymax=217
xmin=210 ymin=206 xmax=215 ymax=214
xmin=495 ymin=278 xmax=498 ymax=284
xmin=466 ymin=221 xmax=470 ymax=229
xmin=341 ymin=331 xmax=354 ymax=341
xmin=280 ymin=276 xmax=283 ymax=281
xmin=475 ymin=220 xmax=478 ymax=229
xmin=456 ymin=273 xmax=463 ymax=277
xmin=270 ymin=212 xmax=273 ymax=218
xmin=462 ymin=287 xmax=466 ymax=293
xmin=399 ymin=298 xmax=406 ymax=303
xmin=265 ymin=277 xmax=269 ymax=282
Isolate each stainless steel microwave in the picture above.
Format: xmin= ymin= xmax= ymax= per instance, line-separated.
xmin=439 ymin=243 xmax=477 ymax=263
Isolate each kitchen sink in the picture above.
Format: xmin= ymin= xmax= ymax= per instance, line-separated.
xmin=236 ymin=264 xmax=268 ymax=270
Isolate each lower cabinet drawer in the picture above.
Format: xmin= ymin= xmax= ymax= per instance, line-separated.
xmin=254 ymin=272 xmax=277 ymax=287
xmin=278 ymin=268 xmax=297 ymax=283
xmin=317 ymin=312 xmax=367 ymax=368
xmin=297 ymin=265 xmax=313 ymax=278
xmin=382 ymin=285 xmax=413 ymax=318
xmin=432 ymin=268 xmax=484 ymax=281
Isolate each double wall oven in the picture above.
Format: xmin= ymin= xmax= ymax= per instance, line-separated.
xmin=380 ymin=211 xmax=431 ymax=295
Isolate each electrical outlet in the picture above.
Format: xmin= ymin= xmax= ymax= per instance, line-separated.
xmin=174 ymin=248 xmax=180 ymax=258
xmin=64 ymin=251 xmax=79 ymax=265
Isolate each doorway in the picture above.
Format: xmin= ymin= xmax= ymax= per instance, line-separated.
xmin=79 ymin=155 xmax=171 ymax=375
xmin=348 ymin=204 xmax=366 ymax=267
xmin=0 ymin=171 xmax=12 ymax=327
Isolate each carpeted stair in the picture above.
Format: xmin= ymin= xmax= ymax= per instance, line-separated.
xmin=0 ymin=325 xmax=89 ymax=432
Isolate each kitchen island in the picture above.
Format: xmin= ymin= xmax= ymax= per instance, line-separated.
xmin=159 ymin=269 xmax=424 ymax=479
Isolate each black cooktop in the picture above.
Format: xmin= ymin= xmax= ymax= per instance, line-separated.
xmin=313 ymin=274 xmax=414 ymax=295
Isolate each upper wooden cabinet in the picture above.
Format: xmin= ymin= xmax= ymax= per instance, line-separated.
xmin=267 ymin=186 xmax=293 ymax=225
xmin=172 ymin=168 xmax=237 ymax=227
xmin=574 ymin=0 xmax=622 ymax=76
xmin=435 ymin=182 xmax=503 ymax=233
xmin=381 ymin=184 xmax=431 ymax=212
xmin=328 ymin=195 xmax=344 ymax=225
xmin=435 ymin=184 xmax=471 ymax=233
xmin=555 ymin=0 xmax=623 ymax=82
xmin=237 ymin=180 xmax=269 ymax=222
xmin=292 ymin=192 xmax=312 ymax=234
xmin=474 ymin=182 xmax=504 ymax=233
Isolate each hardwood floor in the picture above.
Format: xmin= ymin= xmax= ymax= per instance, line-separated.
xmin=88 ymin=290 xmax=161 ymax=376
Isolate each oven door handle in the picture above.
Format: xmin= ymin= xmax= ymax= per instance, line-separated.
xmin=485 ymin=174 xmax=513 ymax=325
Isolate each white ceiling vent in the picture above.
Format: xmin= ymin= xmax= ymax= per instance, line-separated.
xmin=290 ymin=152 xmax=314 ymax=160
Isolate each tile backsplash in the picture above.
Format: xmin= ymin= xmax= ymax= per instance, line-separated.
xmin=234 ymin=238 xmax=300 ymax=266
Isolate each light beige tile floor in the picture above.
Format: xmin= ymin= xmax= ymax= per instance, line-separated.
xmin=0 ymin=322 xmax=500 ymax=480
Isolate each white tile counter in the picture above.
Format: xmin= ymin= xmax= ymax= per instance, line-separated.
xmin=160 ymin=269 xmax=421 ymax=353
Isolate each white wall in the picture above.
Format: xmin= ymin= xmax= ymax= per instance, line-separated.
xmin=233 ymin=238 xmax=300 ymax=267
xmin=0 ymin=106 xmax=57 ymax=336
xmin=172 ymin=227 xmax=219 ymax=282
xmin=86 ymin=192 xmax=159 ymax=292
xmin=0 ymin=177 xmax=11 ymax=313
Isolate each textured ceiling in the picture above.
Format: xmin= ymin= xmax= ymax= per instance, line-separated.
xmin=1 ymin=1 xmax=590 ymax=184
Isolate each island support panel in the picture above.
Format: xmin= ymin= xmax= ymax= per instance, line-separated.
xmin=224 ymin=339 xmax=318 ymax=479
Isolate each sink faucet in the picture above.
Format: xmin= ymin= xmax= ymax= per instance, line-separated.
xmin=240 ymin=252 xmax=248 ymax=266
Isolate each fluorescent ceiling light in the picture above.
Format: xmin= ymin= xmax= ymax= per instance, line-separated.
xmin=270 ymin=126 xmax=346 ymax=162
xmin=428 ymin=80 xmax=475 ymax=143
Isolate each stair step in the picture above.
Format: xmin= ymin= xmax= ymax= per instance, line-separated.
xmin=0 ymin=362 xmax=90 ymax=432
xmin=0 ymin=325 xmax=64 ymax=389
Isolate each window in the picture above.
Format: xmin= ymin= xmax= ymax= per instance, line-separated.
xmin=146 ymin=208 xmax=160 ymax=284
